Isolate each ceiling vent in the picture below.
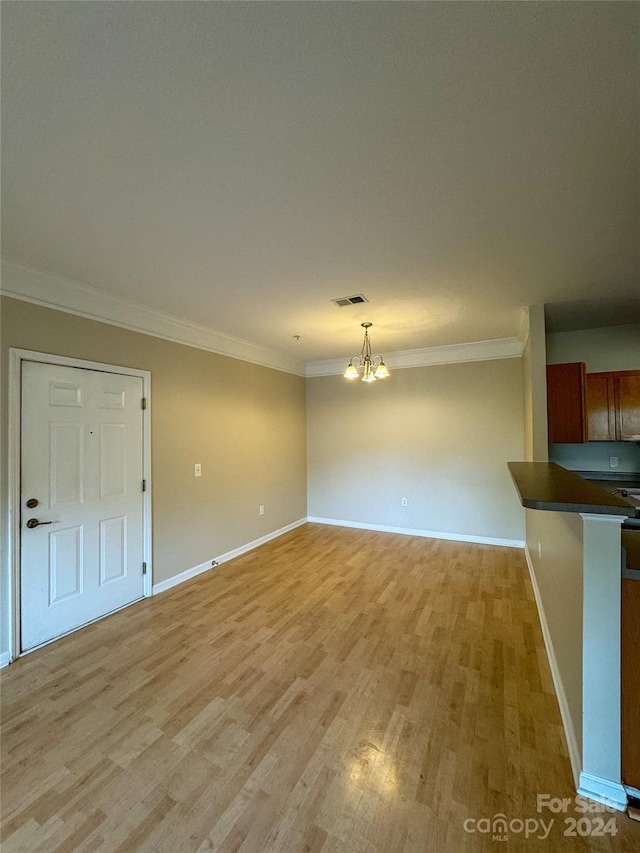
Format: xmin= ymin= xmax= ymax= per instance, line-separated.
xmin=331 ymin=294 xmax=369 ymax=307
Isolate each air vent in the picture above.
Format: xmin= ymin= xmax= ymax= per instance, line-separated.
xmin=331 ymin=294 xmax=369 ymax=307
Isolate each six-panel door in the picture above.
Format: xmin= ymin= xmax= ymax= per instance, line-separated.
xmin=21 ymin=361 xmax=145 ymax=650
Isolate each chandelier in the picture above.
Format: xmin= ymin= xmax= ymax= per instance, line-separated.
xmin=344 ymin=322 xmax=390 ymax=382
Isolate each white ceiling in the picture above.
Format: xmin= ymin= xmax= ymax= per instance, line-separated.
xmin=2 ymin=2 xmax=639 ymax=363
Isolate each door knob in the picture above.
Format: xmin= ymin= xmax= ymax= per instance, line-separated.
xmin=26 ymin=498 xmax=38 ymax=509
xmin=26 ymin=518 xmax=53 ymax=529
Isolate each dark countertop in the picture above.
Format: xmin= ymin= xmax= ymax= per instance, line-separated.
xmin=508 ymin=461 xmax=638 ymax=517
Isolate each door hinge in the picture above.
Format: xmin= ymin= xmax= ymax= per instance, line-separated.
xmin=142 ymin=479 xmax=147 ymax=492
xmin=141 ymin=397 xmax=147 ymax=410
xmin=142 ymin=562 xmax=147 ymax=575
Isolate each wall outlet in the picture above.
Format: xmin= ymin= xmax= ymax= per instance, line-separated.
xmin=609 ymin=456 xmax=619 ymax=469
xmin=401 ymin=497 xmax=408 ymax=507
xmin=259 ymin=505 xmax=265 ymax=516
xmin=194 ymin=463 xmax=202 ymax=477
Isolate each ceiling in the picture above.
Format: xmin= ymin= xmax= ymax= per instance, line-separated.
xmin=2 ymin=2 xmax=639 ymax=364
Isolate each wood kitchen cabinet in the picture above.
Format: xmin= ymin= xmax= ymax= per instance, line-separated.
xmin=621 ymin=531 xmax=640 ymax=791
xmin=585 ymin=373 xmax=614 ymax=440
xmin=586 ymin=370 xmax=640 ymax=441
xmin=615 ymin=371 xmax=640 ymax=440
xmin=622 ymin=574 xmax=640 ymax=790
xmin=546 ymin=362 xmax=587 ymax=443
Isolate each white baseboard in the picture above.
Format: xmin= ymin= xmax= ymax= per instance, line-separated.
xmin=307 ymin=517 xmax=524 ymax=548
xmin=578 ymin=772 xmax=627 ymax=811
xmin=152 ymin=517 xmax=523 ymax=597
xmin=0 ymin=651 xmax=11 ymax=669
xmin=152 ymin=518 xmax=307 ymax=595
xmin=524 ymin=544 xmax=582 ymax=789
xmin=152 ymin=558 xmax=220 ymax=595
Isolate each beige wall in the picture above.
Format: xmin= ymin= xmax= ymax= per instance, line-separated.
xmin=526 ymin=304 xmax=549 ymax=462
xmin=525 ymin=509 xmax=583 ymax=763
xmin=1 ymin=296 xmax=307 ymax=655
xmin=307 ymin=358 xmax=525 ymax=542
xmin=522 ymin=336 xmax=534 ymax=461
xmin=546 ymin=322 xmax=640 ymax=473
xmin=546 ymin=323 xmax=640 ymax=372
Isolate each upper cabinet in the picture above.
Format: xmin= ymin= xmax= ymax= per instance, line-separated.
xmin=615 ymin=372 xmax=640 ymax=440
xmin=547 ymin=362 xmax=587 ymax=443
xmin=585 ymin=373 xmax=614 ymax=440
xmin=547 ymin=365 xmax=640 ymax=443
xmin=587 ymin=371 xmax=640 ymax=441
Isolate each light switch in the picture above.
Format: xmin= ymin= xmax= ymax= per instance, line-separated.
xmin=194 ymin=463 xmax=202 ymax=477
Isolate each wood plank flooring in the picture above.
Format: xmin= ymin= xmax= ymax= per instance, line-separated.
xmin=2 ymin=524 xmax=639 ymax=852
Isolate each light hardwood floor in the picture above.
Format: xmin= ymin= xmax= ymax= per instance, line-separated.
xmin=2 ymin=524 xmax=639 ymax=852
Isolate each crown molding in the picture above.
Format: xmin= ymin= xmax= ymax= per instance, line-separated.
xmin=306 ymin=336 xmax=524 ymax=377
xmin=1 ymin=258 xmax=525 ymax=378
xmin=0 ymin=258 xmax=307 ymax=377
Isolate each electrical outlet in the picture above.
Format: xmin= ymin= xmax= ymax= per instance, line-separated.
xmin=609 ymin=456 xmax=619 ymax=469
xmin=194 ymin=463 xmax=202 ymax=478
xmin=259 ymin=505 xmax=265 ymax=516
xmin=401 ymin=497 xmax=408 ymax=507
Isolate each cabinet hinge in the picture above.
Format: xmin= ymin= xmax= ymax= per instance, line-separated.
xmin=141 ymin=397 xmax=147 ymax=410
xmin=142 ymin=562 xmax=147 ymax=575
xmin=142 ymin=479 xmax=147 ymax=492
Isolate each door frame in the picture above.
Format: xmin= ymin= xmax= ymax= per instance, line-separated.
xmin=7 ymin=348 xmax=153 ymax=662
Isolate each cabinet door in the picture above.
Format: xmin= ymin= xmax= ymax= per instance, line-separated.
xmin=621 ymin=573 xmax=640 ymax=789
xmin=586 ymin=373 xmax=615 ymax=441
xmin=615 ymin=371 xmax=640 ymax=441
xmin=546 ymin=362 xmax=587 ymax=443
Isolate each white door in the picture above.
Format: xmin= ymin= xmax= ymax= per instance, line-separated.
xmin=21 ymin=361 xmax=145 ymax=651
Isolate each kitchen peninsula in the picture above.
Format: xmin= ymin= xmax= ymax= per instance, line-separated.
xmin=508 ymin=460 xmax=639 ymax=812
xmin=508 ymin=461 xmax=639 ymax=518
